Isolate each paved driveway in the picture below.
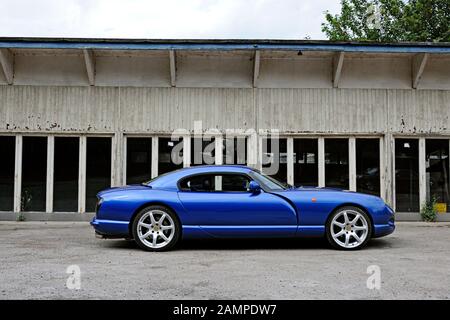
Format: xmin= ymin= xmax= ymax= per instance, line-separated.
xmin=0 ymin=221 xmax=449 ymax=299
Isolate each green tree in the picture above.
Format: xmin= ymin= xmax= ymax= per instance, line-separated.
xmin=322 ymin=0 xmax=450 ymax=42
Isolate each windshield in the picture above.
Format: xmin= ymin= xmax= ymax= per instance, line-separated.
xmin=249 ymin=170 xmax=287 ymax=191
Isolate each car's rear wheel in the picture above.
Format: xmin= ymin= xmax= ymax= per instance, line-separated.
xmin=132 ymin=205 xmax=181 ymax=252
xmin=326 ymin=206 xmax=372 ymax=250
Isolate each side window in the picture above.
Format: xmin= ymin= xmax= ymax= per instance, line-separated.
xmin=179 ymin=174 xmax=250 ymax=192
xmin=179 ymin=174 xmax=214 ymax=192
xmin=221 ymin=175 xmax=250 ymax=192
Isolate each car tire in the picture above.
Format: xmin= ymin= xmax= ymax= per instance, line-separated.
xmin=326 ymin=206 xmax=372 ymax=250
xmin=132 ymin=205 xmax=181 ymax=252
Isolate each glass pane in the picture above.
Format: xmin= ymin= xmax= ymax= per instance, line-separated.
xmin=54 ymin=137 xmax=79 ymax=212
xmin=126 ymin=138 xmax=152 ymax=184
xmin=86 ymin=137 xmax=111 ymax=212
xmin=158 ymin=137 xmax=183 ymax=175
xmin=395 ymin=139 xmax=419 ymax=212
xmin=179 ymin=174 xmax=250 ymax=192
xmin=325 ymin=139 xmax=349 ymax=189
xmin=223 ymin=137 xmax=247 ymax=165
xmin=356 ymin=139 xmax=380 ymax=196
xmin=426 ymin=139 xmax=450 ymax=212
xmin=190 ymin=137 xmax=215 ymax=166
xmin=22 ymin=137 xmax=47 ymax=211
xmin=221 ymin=174 xmax=250 ymax=192
xmin=0 ymin=136 xmax=15 ymax=211
xmin=262 ymin=137 xmax=287 ymax=184
xmin=293 ymin=139 xmax=318 ymax=187
xmin=180 ymin=174 xmax=214 ymax=191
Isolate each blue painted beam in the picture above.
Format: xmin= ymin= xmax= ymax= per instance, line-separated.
xmin=0 ymin=40 xmax=449 ymax=54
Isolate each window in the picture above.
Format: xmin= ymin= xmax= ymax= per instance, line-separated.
xmin=86 ymin=137 xmax=111 ymax=212
xmin=293 ymin=139 xmax=318 ymax=187
xmin=223 ymin=137 xmax=247 ymax=165
xmin=426 ymin=139 xmax=449 ymax=213
xmin=126 ymin=138 xmax=152 ymax=184
xmin=356 ymin=139 xmax=380 ymax=196
xmin=325 ymin=139 xmax=349 ymax=189
xmin=262 ymin=137 xmax=287 ymax=184
xmin=395 ymin=139 xmax=419 ymax=212
xmin=179 ymin=174 xmax=250 ymax=192
xmin=249 ymin=170 xmax=286 ymax=191
xmin=54 ymin=137 xmax=79 ymax=212
xmin=190 ymin=137 xmax=215 ymax=166
xmin=0 ymin=136 xmax=15 ymax=211
xmin=158 ymin=137 xmax=183 ymax=175
xmin=22 ymin=137 xmax=47 ymax=211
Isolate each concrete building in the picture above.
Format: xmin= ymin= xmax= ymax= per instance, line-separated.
xmin=0 ymin=38 xmax=449 ymax=221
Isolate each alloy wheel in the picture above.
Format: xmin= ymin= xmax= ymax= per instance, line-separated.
xmin=137 ymin=210 xmax=175 ymax=249
xmin=330 ymin=209 xmax=369 ymax=249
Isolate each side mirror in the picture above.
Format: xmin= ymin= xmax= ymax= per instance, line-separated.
xmin=249 ymin=181 xmax=261 ymax=194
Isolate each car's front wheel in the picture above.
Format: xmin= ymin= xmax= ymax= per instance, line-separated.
xmin=132 ymin=205 xmax=181 ymax=251
xmin=326 ymin=206 xmax=372 ymax=250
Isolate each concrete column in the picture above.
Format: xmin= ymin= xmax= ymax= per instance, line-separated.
xmin=152 ymin=136 xmax=159 ymax=178
xmin=78 ymin=136 xmax=87 ymax=213
xmin=111 ymin=132 xmax=124 ymax=187
xmin=257 ymin=136 xmax=263 ymax=171
xmin=183 ymin=136 xmax=190 ymax=167
xmin=379 ymin=136 xmax=386 ymax=201
xmin=215 ymin=135 xmax=223 ymax=165
xmin=349 ymin=137 xmax=356 ymax=191
xmin=390 ymin=133 xmax=396 ymax=210
xmin=419 ymin=137 xmax=426 ymax=208
xmin=318 ymin=137 xmax=325 ymax=187
xmin=122 ymin=135 xmax=127 ymax=185
xmin=383 ymin=133 xmax=395 ymax=208
xmin=13 ymin=135 xmax=22 ymax=213
xmin=247 ymin=133 xmax=258 ymax=168
xmin=287 ymin=137 xmax=294 ymax=186
xmin=46 ymin=136 xmax=54 ymax=213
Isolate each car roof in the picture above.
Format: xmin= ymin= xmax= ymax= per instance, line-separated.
xmin=148 ymin=165 xmax=255 ymax=190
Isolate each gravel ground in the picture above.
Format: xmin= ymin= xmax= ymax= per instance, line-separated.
xmin=0 ymin=221 xmax=449 ymax=300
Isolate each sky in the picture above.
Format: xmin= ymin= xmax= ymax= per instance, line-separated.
xmin=0 ymin=0 xmax=341 ymax=40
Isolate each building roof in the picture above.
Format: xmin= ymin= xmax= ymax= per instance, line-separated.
xmin=1 ymin=37 xmax=450 ymax=53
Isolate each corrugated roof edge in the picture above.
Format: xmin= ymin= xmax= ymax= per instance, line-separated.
xmin=0 ymin=37 xmax=449 ymax=53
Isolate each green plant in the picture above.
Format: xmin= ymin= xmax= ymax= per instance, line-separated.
xmin=420 ymin=196 xmax=437 ymax=222
xmin=16 ymin=212 xmax=25 ymax=222
xmin=21 ymin=189 xmax=32 ymax=212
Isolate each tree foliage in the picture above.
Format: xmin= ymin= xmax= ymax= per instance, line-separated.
xmin=322 ymin=0 xmax=450 ymax=42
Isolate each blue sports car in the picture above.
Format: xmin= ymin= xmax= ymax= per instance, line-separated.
xmin=91 ymin=165 xmax=395 ymax=251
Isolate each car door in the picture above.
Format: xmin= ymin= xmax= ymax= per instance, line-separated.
xmin=177 ymin=173 xmax=297 ymax=237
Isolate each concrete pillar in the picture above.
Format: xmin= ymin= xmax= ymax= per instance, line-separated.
xmin=183 ymin=136 xmax=190 ymax=167
xmin=152 ymin=136 xmax=159 ymax=178
xmin=122 ymin=135 xmax=127 ymax=185
xmin=46 ymin=136 xmax=54 ymax=213
xmin=419 ymin=137 xmax=426 ymax=208
xmin=111 ymin=132 xmax=124 ymax=187
xmin=215 ymin=135 xmax=223 ymax=165
xmin=78 ymin=136 xmax=87 ymax=213
xmin=318 ymin=137 xmax=325 ymax=187
xmin=379 ymin=136 xmax=386 ymax=202
xmin=13 ymin=135 xmax=22 ymax=213
xmin=383 ymin=133 xmax=395 ymax=208
xmin=349 ymin=137 xmax=356 ymax=191
xmin=287 ymin=137 xmax=294 ymax=186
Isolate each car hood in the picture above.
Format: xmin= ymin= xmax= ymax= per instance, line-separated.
xmin=273 ymin=186 xmax=383 ymax=203
xmin=97 ymin=184 xmax=150 ymax=197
